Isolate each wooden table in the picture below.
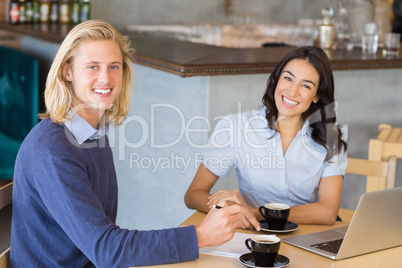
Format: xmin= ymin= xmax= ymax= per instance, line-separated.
xmin=143 ymin=209 xmax=402 ymax=268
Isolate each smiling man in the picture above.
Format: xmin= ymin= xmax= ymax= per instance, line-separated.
xmin=64 ymin=38 xmax=123 ymax=128
xmin=10 ymin=20 xmax=248 ymax=267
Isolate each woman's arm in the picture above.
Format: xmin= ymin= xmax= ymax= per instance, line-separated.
xmin=184 ymin=164 xmax=261 ymax=230
xmin=288 ymin=175 xmax=343 ymax=225
xmin=184 ymin=163 xmax=219 ymax=213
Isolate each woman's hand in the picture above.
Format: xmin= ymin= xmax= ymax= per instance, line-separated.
xmin=208 ymin=190 xmax=260 ymax=231
xmin=207 ymin=189 xmax=247 ymax=209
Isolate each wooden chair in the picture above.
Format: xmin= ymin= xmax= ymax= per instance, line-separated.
xmin=347 ymin=156 xmax=397 ymax=192
xmin=339 ymin=156 xmax=397 ymax=222
xmin=0 ymin=182 xmax=12 ymax=268
xmin=367 ymin=124 xmax=402 ymax=192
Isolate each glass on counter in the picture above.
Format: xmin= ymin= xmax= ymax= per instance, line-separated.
xmin=362 ymin=22 xmax=379 ymax=54
xmin=383 ymin=32 xmax=401 ymax=57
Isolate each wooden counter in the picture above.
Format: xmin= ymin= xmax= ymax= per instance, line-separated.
xmin=1 ymin=21 xmax=402 ymax=77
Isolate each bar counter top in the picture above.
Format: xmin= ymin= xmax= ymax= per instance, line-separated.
xmin=1 ymin=21 xmax=402 ymax=77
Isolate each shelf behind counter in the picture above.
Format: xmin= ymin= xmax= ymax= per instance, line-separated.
xmin=1 ymin=21 xmax=402 ymax=77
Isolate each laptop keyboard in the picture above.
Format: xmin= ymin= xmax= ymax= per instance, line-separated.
xmin=311 ymin=238 xmax=343 ymax=254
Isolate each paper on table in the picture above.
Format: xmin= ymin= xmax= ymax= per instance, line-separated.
xmin=199 ymin=232 xmax=253 ymax=258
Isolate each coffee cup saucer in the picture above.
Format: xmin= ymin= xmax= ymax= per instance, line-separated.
xmin=238 ymin=252 xmax=291 ymax=268
xmin=258 ymin=219 xmax=299 ymax=233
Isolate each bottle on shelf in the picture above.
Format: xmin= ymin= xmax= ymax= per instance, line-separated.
xmin=71 ymin=0 xmax=81 ymax=24
xmin=25 ymin=0 xmax=34 ymax=23
xmin=392 ymin=0 xmax=402 ymax=41
xmin=19 ymin=0 xmax=27 ymax=24
xmin=32 ymin=0 xmax=40 ymax=23
xmin=317 ymin=7 xmax=336 ymax=50
xmin=9 ymin=0 xmax=20 ymax=25
xmin=50 ymin=0 xmax=59 ymax=23
xmin=59 ymin=0 xmax=72 ymax=24
xmin=334 ymin=0 xmax=351 ymax=50
xmin=40 ymin=0 xmax=51 ymax=23
xmin=80 ymin=0 xmax=90 ymax=22
xmin=348 ymin=0 xmax=374 ymax=45
xmin=373 ymin=0 xmax=391 ymax=45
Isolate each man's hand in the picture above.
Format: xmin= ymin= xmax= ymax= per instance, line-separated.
xmin=207 ymin=190 xmax=261 ymax=231
xmin=207 ymin=190 xmax=246 ymax=208
xmin=195 ymin=204 xmax=242 ymax=248
xmin=238 ymin=205 xmax=261 ymax=231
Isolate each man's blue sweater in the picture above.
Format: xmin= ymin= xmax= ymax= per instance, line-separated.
xmin=11 ymin=119 xmax=199 ymax=267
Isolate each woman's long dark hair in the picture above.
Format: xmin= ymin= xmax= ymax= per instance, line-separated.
xmin=262 ymin=46 xmax=347 ymax=161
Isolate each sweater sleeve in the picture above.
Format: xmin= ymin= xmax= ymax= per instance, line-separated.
xmin=24 ymin=125 xmax=199 ymax=267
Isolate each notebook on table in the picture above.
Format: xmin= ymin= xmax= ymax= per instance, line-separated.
xmin=283 ymin=187 xmax=402 ymax=260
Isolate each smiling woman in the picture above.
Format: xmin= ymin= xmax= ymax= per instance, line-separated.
xmin=274 ymin=59 xmax=320 ymax=133
xmin=185 ymin=46 xmax=348 ymax=228
xmin=263 ymin=46 xmax=345 ymax=162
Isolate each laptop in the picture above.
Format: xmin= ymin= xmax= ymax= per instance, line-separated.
xmin=283 ymin=187 xmax=402 ymax=260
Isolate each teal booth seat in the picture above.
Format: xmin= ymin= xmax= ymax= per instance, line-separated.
xmin=0 ymin=46 xmax=39 ymax=179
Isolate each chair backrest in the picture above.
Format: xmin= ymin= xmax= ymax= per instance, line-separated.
xmin=369 ymin=124 xmax=402 ymax=160
xmin=0 ymin=182 xmax=12 ymax=268
xmin=346 ymin=156 xmax=397 ymax=193
xmin=0 ymin=248 xmax=10 ymax=268
xmin=0 ymin=182 xmax=12 ymax=210
xmin=367 ymin=124 xmax=402 ymax=192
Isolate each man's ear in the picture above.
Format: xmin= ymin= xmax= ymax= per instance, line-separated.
xmin=64 ymin=64 xmax=72 ymax=82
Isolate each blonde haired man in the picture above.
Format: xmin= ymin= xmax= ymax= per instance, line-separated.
xmin=11 ymin=20 xmax=253 ymax=267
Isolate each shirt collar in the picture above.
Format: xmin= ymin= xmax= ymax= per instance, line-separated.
xmin=254 ymin=107 xmax=313 ymax=137
xmin=64 ymin=113 xmax=108 ymax=145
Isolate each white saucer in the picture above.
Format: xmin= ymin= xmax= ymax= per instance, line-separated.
xmin=258 ymin=220 xmax=299 ymax=233
xmin=238 ymin=253 xmax=291 ymax=268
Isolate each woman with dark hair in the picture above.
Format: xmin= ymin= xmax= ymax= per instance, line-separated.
xmin=185 ymin=46 xmax=348 ymax=227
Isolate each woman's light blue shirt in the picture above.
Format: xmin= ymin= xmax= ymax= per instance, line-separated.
xmin=203 ymin=108 xmax=347 ymax=207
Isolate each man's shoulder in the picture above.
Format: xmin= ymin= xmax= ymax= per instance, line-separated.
xmin=29 ymin=118 xmax=65 ymax=140
xmin=23 ymin=119 xmax=77 ymax=152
